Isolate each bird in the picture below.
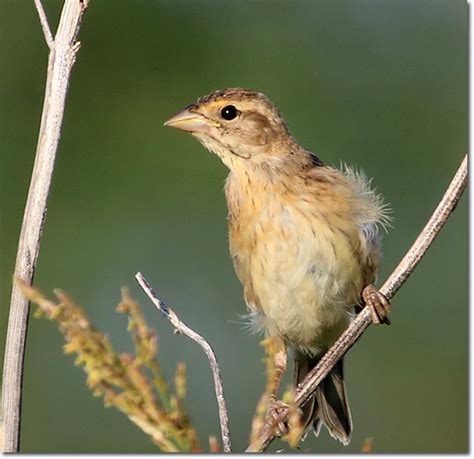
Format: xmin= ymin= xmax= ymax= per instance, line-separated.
xmin=164 ymin=88 xmax=391 ymax=445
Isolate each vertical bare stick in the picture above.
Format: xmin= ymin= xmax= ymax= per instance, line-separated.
xmin=135 ymin=273 xmax=232 ymax=453
xmin=1 ymin=0 xmax=90 ymax=452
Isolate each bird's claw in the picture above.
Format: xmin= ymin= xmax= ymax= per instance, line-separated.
xmin=362 ymin=284 xmax=391 ymax=325
xmin=266 ymin=399 xmax=290 ymax=437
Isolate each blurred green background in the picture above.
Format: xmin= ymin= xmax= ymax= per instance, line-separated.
xmin=0 ymin=0 xmax=467 ymax=453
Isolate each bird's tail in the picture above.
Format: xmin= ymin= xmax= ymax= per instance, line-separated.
xmin=294 ymin=353 xmax=352 ymax=445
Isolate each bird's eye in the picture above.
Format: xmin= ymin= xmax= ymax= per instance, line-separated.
xmin=220 ymin=105 xmax=238 ymax=121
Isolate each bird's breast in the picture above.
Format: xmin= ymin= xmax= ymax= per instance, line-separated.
xmin=225 ymin=173 xmax=364 ymax=353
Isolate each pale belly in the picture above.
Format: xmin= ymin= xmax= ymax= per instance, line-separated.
xmin=231 ymin=205 xmax=364 ymax=355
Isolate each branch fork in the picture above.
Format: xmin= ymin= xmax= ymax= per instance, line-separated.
xmin=1 ymin=0 xmax=90 ymax=452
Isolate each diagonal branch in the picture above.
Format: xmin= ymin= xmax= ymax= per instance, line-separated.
xmin=1 ymin=0 xmax=90 ymax=452
xmin=248 ymin=154 xmax=467 ymax=452
xmin=34 ymin=0 xmax=54 ymax=49
xmin=135 ymin=272 xmax=232 ymax=453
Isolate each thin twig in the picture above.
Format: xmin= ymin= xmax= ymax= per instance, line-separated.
xmin=135 ymin=272 xmax=232 ymax=453
xmin=248 ymin=154 xmax=467 ymax=452
xmin=1 ymin=0 xmax=90 ymax=452
xmin=34 ymin=0 xmax=54 ymax=49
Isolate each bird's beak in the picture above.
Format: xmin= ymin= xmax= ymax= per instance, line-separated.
xmin=163 ymin=109 xmax=211 ymax=134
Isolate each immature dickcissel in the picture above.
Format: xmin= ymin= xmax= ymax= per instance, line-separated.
xmin=164 ymin=88 xmax=390 ymax=445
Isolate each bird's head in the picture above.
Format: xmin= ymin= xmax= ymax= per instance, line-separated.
xmin=164 ymin=88 xmax=296 ymax=169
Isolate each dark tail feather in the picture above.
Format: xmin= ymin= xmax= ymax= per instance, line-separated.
xmin=294 ymin=354 xmax=352 ymax=445
xmin=293 ymin=353 xmax=318 ymax=433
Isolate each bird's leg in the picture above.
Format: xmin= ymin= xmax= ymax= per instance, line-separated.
xmin=362 ymin=284 xmax=391 ymax=325
xmin=265 ymin=337 xmax=289 ymax=437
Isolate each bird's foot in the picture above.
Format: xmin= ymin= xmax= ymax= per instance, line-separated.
xmin=266 ymin=398 xmax=290 ymax=437
xmin=362 ymin=284 xmax=391 ymax=325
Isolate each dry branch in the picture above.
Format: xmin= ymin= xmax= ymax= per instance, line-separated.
xmin=34 ymin=0 xmax=54 ymax=49
xmin=248 ymin=154 xmax=467 ymax=452
xmin=16 ymin=280 xmax=201 ymax=452
xmin=135 ymin=272 xmax=232 ymax=453
xmin=1 ymin=0 xmax=90 ymax=452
